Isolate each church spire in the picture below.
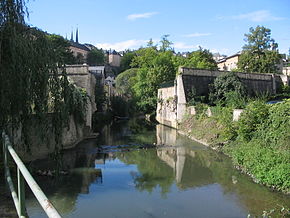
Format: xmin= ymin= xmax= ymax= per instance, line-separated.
xmin=70 ymin=30 xmax=73 ymax=42
xmin=76 ymin=28 xmax=79 ymax=43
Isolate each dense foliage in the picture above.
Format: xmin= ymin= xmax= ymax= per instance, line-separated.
xmin=0 ymin=0 xmax=87 ymax=148
xmin=227 ymin=100 xmax=290 ymax=191
xmin=131 ymin=47 xmax=176 ymax=113
xmin=183 ymin=99 xmax=290 ymax=192
xmin=209 ymin=71 xmax=247 ymax=107
xmin=87 ymin=48 xmax=105 ymax=66
xmin=237 ymin=26 xmax=281 ymax=74
xmin=115 ymin=37 xmax=218 ymax=114
xmin=119 ymin=51 xmax=136 ymax=72
xmin=115 ymin=68 xmax=137 ymax=98
xmin=184 ymin=48 xmax=218 ymax=70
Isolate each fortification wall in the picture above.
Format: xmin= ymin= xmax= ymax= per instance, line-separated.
xmin=66 ymin=65 xmax=97 ymax=128
xmin=12 ymin=114 xmax=87 ymax=162
xmin=156 ymin=86 xmax=177 ymax=128
xmin=157 ymin=67 xmax=289 ymax=128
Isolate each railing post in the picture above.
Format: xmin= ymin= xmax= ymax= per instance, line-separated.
xmin=18 ymin=167 xmax=26 ymax=217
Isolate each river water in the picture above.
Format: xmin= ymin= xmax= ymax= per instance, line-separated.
xmin=16 ymin=121 xmax=290 ymax=217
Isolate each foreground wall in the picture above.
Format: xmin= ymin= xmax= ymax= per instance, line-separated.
xmin=157 ymin=67 xmax=290 ymax=128
xmin=12 ymin=114 xmax=87 ymax=162
xmin=12 ymin=65 xmax=98 ymax=161
xmin=66 ymin=65 xmax=97 ymax=129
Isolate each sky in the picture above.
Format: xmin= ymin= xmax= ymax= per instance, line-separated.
xmin=26 ymin=0 xmax=290 ymax=55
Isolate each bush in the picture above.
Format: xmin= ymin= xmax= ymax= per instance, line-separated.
xmin=226 ymin=99 xmax=290 ymax=192
xmin=237 ymin=101 xmax=269 ymax=142
xmin=209 ymin=71 xmax=247 ymax=105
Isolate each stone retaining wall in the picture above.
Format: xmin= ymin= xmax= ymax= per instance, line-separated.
xmin=156 ymin=67 xmax=289 ymax=128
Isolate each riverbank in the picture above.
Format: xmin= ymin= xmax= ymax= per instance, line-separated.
xmin=177 ymin=100 xmax=290 ymax=195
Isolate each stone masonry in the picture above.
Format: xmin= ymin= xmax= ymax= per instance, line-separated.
xmin=156 ymin=67 xmax=290 ymax=128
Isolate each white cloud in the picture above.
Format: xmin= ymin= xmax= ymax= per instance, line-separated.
xmin=227 ymin=10 xmax=284 ymax=22
xmin=183 ymin=33 xmax=212 ymax=38
xmin=96 ymin=39 xmax=147 ymax=51
xmin=127 ymin=12 xmax=158 ymax=21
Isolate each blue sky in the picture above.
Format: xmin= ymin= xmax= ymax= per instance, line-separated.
xmin=26 ymin=0 xmax=290 ymax=55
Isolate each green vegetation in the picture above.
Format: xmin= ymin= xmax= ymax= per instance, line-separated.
xmin=87 ymin=48 xmax=105 ymax=66
xmin=115 ymin=68 xmax=137 ymax=98
xmin=209 ymin=71 xmax=247 ymax=108
xmin=0 ymin=0 xmax=87 ymax=149
xmin=119 ymin=51 xmax=136 ymax=72
xmin=183 ymin=47 xmax=218 ymax=70
xmin=238 ymin=26 xmax=281 ymax=74
xmin=180 ymin=99 xmax=290 ymax=192
xmin=115 ymin=37 xmax=217 ymax=114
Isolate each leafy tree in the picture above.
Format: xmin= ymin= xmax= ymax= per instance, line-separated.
xmin=160 ymin=34 xmax=173 ymax=52
xmin=47 ymin=34 xmax=75 ymax=64
xmin=238 ymin=26 xmax=281 ymax=74
xmin=0 ymin=0 xmax=87 ymax=149
xmin=147 ymin=38 xmax=155 ymax=48
xmin=130 ymin=45 xmax=177 ymax=112
xmin=185 ymin=47 xmax=218 ymax=70
xmin=209 ymin=71 xmax=247 ymax=106
xmin=115 ymin=68 xmax=137 ymax=97
xmin=94 ymin=78 xmax=106 ymax=112
xmin=87 ymin=48 xmax=105 ymax=66
xmin=120 ymin=51 xmax=136 ymax=72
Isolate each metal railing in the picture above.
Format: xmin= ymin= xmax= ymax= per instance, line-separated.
xmin=2 ymin=132 xmax=61 ymax=218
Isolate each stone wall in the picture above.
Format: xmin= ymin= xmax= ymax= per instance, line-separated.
xmin=156 ymin=67 xmax=290 ymax=128
xmin=12 ymin=114 xmax=87 ymax=162
xmin=180 ymin=67 xmax=287 ymax=99
xmin=11 ymin=65 xmax=98 ymax=161
xmin=156 ymin=86 xmax=177 ymax=128
xmin=66 ymin=65 xmax=97 ymax=129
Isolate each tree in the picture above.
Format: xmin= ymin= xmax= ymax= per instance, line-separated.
xmin=120 ymin=51 xmax=136 ymax=72
xmin=0 ymin=0 xmax=87 ymax=149
xmin=87 ymin=48 xmax=105 ymax=66
xmin=209 ymin=71 xmax=247 ymax=107
xmin=160 ymin=34 xmax=173 ymax=52
xmin=238 ymin=26 xmax=281 ymax=74
xmin=185 ymin=47 xmax=218 ymax=70
xmin=115 ymin=68 xmax=137 ymax=97
xmin=131 ymin=47 xmax=176 ymax=112
xmin=47 ymin=34 xmax=75 ymax=64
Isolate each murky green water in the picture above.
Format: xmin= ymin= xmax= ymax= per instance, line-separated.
xmin=21 ymin=121 xmax=290 ymax=217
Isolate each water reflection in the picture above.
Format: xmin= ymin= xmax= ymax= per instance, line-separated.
xmin=23 ymin=121 xmax=289 ymax=218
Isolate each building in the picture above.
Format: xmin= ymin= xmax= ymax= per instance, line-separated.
xmin=212 ymin=53 xmax=227 ymax=62
xmin=69 ymin=29 xmax=90 ymax=63
xmin=217 ymin=52 xmax=241 ymax=71
xmin=108 ymin=50 xmax=122 ymax=67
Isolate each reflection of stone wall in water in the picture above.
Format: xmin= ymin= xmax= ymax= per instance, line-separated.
xmin=156 ymin=124 xmax=177 ymax=146
xmin=26 ymin=139 xmax=102 ymax=214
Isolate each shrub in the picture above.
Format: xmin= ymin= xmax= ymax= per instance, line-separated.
xmin=209 ymin=71 xmax=247 ymax=105
xmin=237 ymin=101 xmax=269 ymax=142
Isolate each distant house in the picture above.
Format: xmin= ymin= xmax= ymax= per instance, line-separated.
xmin=105 ymin=76 xmax=115 ymax=85
xmin=212 ymin=53 xmax=227 ymax=62
xmin=108 ymin=50 xmax=122 ymax=67
xmin=69 ymin=29 xmax=90 ymax=63
xmin=217 ymin=52 xmax=241 ymax=71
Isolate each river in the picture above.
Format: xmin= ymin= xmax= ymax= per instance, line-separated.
xmin=5 ymin=120 xmax=290 ymax=217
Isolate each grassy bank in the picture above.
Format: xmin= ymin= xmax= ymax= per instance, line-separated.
xmin=179 ymin=100 xmax=290 ymax=193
